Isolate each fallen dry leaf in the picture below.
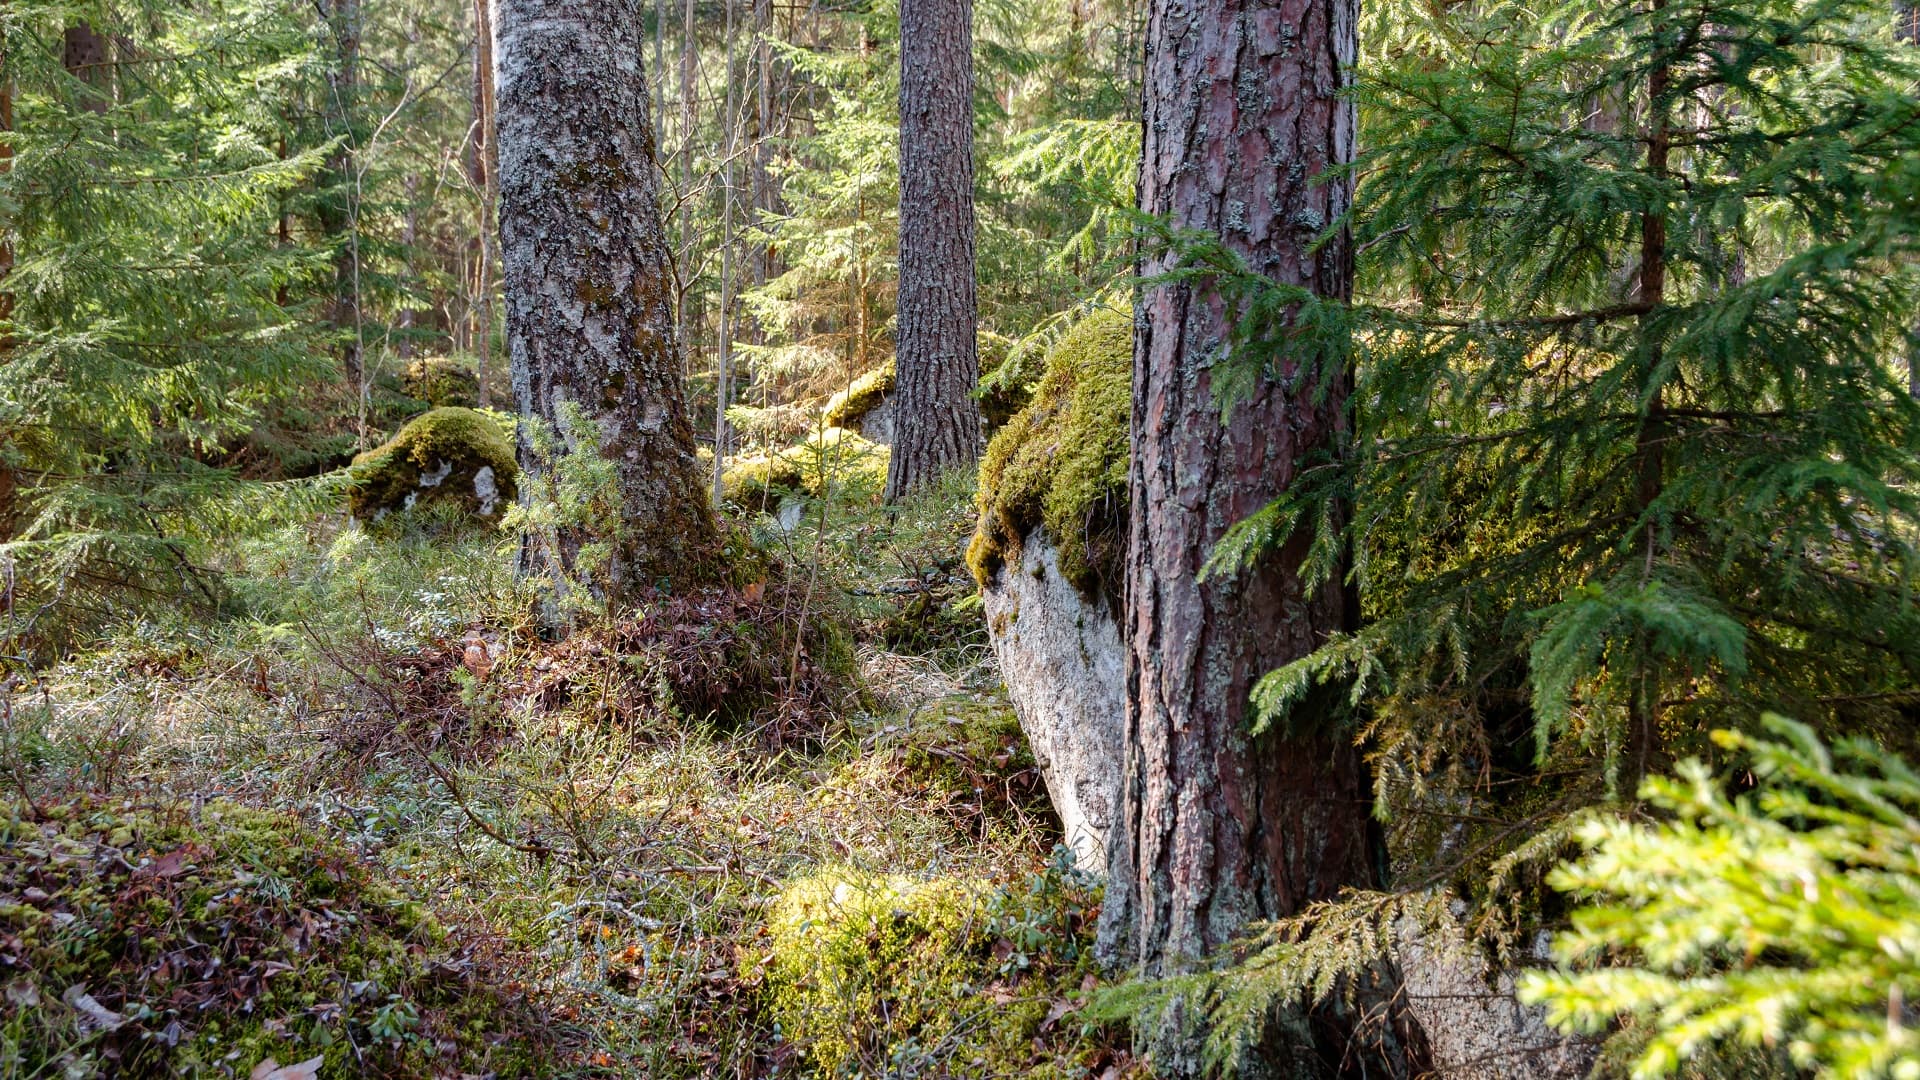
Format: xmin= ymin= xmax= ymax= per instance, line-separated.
xmin=250 ymin=1055 xmax=324 ymax=1080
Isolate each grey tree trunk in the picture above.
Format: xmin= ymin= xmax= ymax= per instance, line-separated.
xmin=491 ymin=0 xmax=719 ymax=601
xmin=469 ymin=0 xmax=499 ymax=407
xmin=713 ymin=0 xmax=737 ymax=504
xmin=1101 ymin=0 xmax=1417 ymax=1071
xmin=1899 ymin=0 xmax=1920 ymax=408
xmin=317 ymin=0 xmax=364 ymax=428
xmin=886 ymin=0 xmax=980 ymax=501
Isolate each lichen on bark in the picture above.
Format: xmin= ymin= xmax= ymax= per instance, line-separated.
xmin=490 ymin=0 xmax=720 ymax=602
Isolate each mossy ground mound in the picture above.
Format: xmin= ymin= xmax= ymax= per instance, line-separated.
xmin=0 ymin=797 xmax=554 ymax=1077
xmin=721 ymin=426 xmax=888 ymax=510
xmin=756 ymin=859 xmax=1116 ymax=1079
xmin=513 ymin=566 xmax=858 ymax=747
xmin=400 ymin=357 xmax=481 ymax=408
xmin=967 ymin=308 xmax=1131 ymax=597
xmin=878 ymin=696 xmax=1049 ymax=833
xmin=348 ymin=406 xmax=518 ymax=521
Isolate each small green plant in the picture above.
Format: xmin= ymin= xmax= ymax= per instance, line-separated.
xmin=1521 ymin=716 xmax=1920 ymax=1079
xmin=499 ymin=402 xmax=626 ymax=620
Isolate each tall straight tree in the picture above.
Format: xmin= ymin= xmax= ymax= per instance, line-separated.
xmin=490 ymin=0 xmax=718 ymax=602
xmin=318 ymin=0 xmax=364 ymax=425
xmin=887 ymin=0 xmax=981 ymax=501
xmin=1103 ymin=0 xmax=1376 ymax=1009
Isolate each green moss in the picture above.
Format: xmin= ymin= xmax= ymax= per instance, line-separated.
xmin=400 ymin=357 xmax=481 ymax=408
xmin=755 ymin=859 xmax=1108 ymax=1080
xmin=0 ymin=797 xmax=553 ymax=1077
xmin=720 ymin=427 xmax=889 ymax=509
xmin=966 ymin=309 xmax=1131 ymax=597
xmin=821 ymin=360 xmax=895 ymax=428
xmin=884 ymin=697 xmax=1046 ymax=821
xmin=348 ymin=406 xmax=519 ymax=521
xmin=763 ymin=868 xmax=981 ymax=1075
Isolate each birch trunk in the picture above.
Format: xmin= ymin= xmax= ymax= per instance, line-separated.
xmin=491 ymin=0 xmax=719 ymax=601
xmin=887 ymin=0 xmax=980 ymax=501
xmin=1101 ymin=1 xmax=1416 ymax=1069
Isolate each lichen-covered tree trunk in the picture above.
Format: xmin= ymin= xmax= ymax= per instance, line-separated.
xmin=491 ymin=0 xmax=718 ymax=602
xmin=886 ymin=0 xmax=980 ymax=501
xmin=1102 ymin=1 xmax=1411 ymax=1069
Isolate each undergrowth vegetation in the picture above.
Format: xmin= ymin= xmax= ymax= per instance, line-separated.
xmin=0 ymin=467 xmax=1104 ymax=1078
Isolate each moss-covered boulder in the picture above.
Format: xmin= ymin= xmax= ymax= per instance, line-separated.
xmin=348 ymin=407 xmax=518 ymax=521
xmin=0 ymin=797 xmax=553 ymax=1077
xmin=966 ymin=309 xmax=1130 ymax=599
xmin=720 ymin=426 xmax=888 ymax=510
xmin=822 ymin=360 xmax=896 ymax=443
xmin=400 ymin=356 xmax=481 ymax=408
xmin=965 ymin=310 xmax=1131 ymax=870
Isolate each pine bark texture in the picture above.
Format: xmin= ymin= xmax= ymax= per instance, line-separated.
xmin=1102 ymin=0 xmax=1371 ymax=978
xmin=887 ymin=0 xmax=981 ymax=501
xmin=491 ymin=0 xmax=718 ymax=599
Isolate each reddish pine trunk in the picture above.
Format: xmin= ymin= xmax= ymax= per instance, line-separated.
xmin=490 ymin=0 xmax=718 ymax=603
xmin=1102 ymin=6 xmax=1423 ymax=1073
xmin=1105 ymin=0 xmax=1368 ymax=972
xmin=887 ymin=0 xmax=981 ymax=501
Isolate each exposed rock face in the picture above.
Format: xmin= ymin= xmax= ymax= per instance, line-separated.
xmin=855 ymin=397 xmax=894 ymax=445
xmin=978 ymin=529 xmax=1124 ymax=870
xmin=1395 ymin=915 xmax=1598 ymax=1079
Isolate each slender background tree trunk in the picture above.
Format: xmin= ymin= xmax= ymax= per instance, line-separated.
xmin=1102 ymin=3 xmax=1401 ymax=1070
xmin=320 ymin=0 xmax=365 ymax=431
xmin=61 ymin=22 xmax=111 ymax=112
xmin=491 ymin=0 xmax=718 ymax=601
xmin=887 ymin=0 xmax=980 ymax=501
xmin=470 ymin=0 xmax=498 ymax=406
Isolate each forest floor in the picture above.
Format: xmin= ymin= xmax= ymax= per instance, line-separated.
xmin=2 ymin=473 xmax=1137 ymax=1079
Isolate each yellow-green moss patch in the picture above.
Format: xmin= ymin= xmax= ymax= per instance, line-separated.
xmin=755 ymin=859 xmax=1110 ymax=1079
xmin=966 ymin=309 xmax=1131 ymax=597
xmin=721 ymin=426 xmax=889 ymax=509
xmin=348 ymin=406 xmax=519 ymax=521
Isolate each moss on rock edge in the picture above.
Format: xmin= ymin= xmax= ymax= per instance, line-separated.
xmin=966 ymin=309 xmax=1131 ymax=598
xmin=348 ymin=406 xmax=519 ymax=521
xmin=822 ymin=360 xmax=895 ymax=428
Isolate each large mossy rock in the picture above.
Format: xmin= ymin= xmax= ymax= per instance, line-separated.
xmin=720 ymin=426 xmax=888 ymax=510
xmin=348 ymin=407 xmax=518 ymax=521
xmin=401 ymin=356 xmax=481 ymax=407
xmin=967 ymin=309 xmax=1131 ymax=869
xmin=821 ymin=360 xmax=896 ymax=444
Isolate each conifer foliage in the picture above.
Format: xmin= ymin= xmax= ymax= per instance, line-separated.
xmin=1214 ymin=0 xmax=1920 ymax=810
xmin=1 ymin=0 xmax=332 ymax=654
